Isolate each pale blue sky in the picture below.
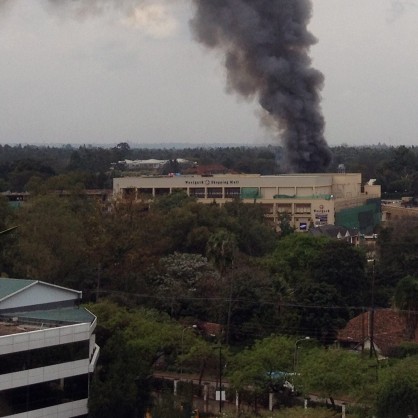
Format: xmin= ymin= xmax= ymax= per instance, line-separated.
xmin=0 ymin=0 xmax=417 ymax=148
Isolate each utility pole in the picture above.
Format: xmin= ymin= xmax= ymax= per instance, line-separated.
xmin=369 ymin=259 xmax=377 ymax=359
xmin=96 ymin=262 xmax=101 ymax=302
xmin=213 ymin=345 xmax=223 ymax=413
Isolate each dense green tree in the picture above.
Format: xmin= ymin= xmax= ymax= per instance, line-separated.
xmin=8 ymin=159 xmax=56 ymax=191
xmin=223 ymin=200 xmax=278 ymax=256
xmin=8 ymin=195 xmax=90 ymax=287
xmin=299 ymin=348 xmax=375 ymax=408
xmin=0 ymin=197 xmax=17 ymax=276
xmin=206 ymin=229 xmax=237 ymax=276
xmin=88 ymin=301 xmax=202 ymax=418
xmin=376 ymin=146 xmax=418 ymax=194
xmin=296 ymin=282 xmax=349 ymax=344
xmin=309 ymin=240 xmax=368 ymax=307
xmin=277 ymin=212 xmax=295 ymax=237
xmin=377 ymin=220 xmax=418 ymax=303
xmin=224 ymin=256 xmax=280 ymax=343
xmin=265 ymin=234 xmax=368 ymax=340
xmin=151 ymin=190 xmax=195 ymax=213
xmin=265 ymin=234 xmax=329 ymax=284
xmin=376 ymin=355 xmax=418 ymax=418
xmin=393 ymin=275 xmax=418 ymax=340
xmin=228 ymin=335 xmax=294 ymax=396
xmin=153 ymin=252 xmax=220 ymax=319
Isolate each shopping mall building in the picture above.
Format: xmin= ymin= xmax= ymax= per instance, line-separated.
xmin=113 ymin=173 xmax=381 ymax=234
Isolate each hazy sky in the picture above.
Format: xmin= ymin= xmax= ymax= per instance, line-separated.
xmin=1 ymin=0 xmax=418 ymax=148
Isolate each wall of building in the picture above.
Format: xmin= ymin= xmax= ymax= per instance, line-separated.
xmin=335 ymin=199 xmax=381 ymax=234
xmin=0 ymin=284 xmax=81 ymax=312
xmin=113 ymin=173 xmax=380 ymax=232
xmin=0 ymin=321 xmax=97 ymax=417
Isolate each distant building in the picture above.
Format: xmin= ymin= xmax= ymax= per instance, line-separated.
xmin=309 ymin=224 xmax=361 ymax=246
xmin=113 ymin=173 xmax=381 ymax=234
xmin=1 ymin=190 xmax=113 ymax=209
xmin=182 ymin=163 xmax=236 ymax=176
xmin=115 ymin=159 xmax=196 ymax=173
xmin=381 ymin=200 xmax=418 ymax=223
xmin=0 ymin=278 xmax=99 ymax=417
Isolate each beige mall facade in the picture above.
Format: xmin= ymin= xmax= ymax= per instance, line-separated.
xmin=113 ymin=173 xmax=381 ymax=233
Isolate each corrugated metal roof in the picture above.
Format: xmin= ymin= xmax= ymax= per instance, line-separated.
xmin=0 ymin=278 xmax=36 ymax=300
xmin=2 ymin=307 xmax=95 ymax=324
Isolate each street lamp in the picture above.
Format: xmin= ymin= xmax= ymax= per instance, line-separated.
xmin=293 ymin=337 xmax=310 ymax=383
xmin=180 ymin=325 xmax=197 ymax=378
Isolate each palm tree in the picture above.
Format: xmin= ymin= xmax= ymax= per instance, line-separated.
xmin=206 ymin=230 xmax=237 ymax=277
xmin=206 ymin=230 xmax=237 ymax=344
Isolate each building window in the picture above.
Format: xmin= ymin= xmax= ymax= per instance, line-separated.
xmin=260 ymin=204 xmax=274 ymax=215
xmin=224 ymin=188 xmax=240 ymax=198
xmin=277 ymin=204 xmax=292 ymax=214
xmin=207 ymin=188 xmax=222 ymax=199
xmin=138 ymin=188 xmax=153 ymax=197
xmin=0 ymin=341 xmax=89 ymax=375
xmin=122 ymin=188 xmax=135 ymax=199
xmin=154 ymin=188 xmax=170 ymax=196
xmin=189 ymin=188 xmax=205 ymax=198
xmin=295 ymin=204 xmax=311 ymax=214
xmin=0 ymin=374 xmax=89 ymax=416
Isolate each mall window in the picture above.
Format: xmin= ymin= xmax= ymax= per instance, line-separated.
xmin=154 ymin=188 xmax=170 ymax=196
xmin=189 ymin=188 xmax=205 ymax=198
xmin=277 ymin=204 xmax=292 ymax=214
xmin=261 ymin=204 xmax=274 ymax=215
xmin=138 ymin=188 xmax=153 ymax=197
xmin=295 ymin=204 xmax=311 ymax=214
xmin=122 ymin=188 xmax=135 ymax=199
xmin=224 ymin=188 xmax=240 ymax=198
xmin=207 ymin=188 xmax=223 ymax=199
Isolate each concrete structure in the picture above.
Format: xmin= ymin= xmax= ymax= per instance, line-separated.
xmin=381 ymin=201 xmax=418 ymax=223
xmin=0 ymin=279 xmax=99 ymax=417
xmin=113 ymin=173 xmax=381 ymax=233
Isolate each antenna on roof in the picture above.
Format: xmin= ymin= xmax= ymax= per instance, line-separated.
xmin=337 ymin=164 xmax=346 ymax=174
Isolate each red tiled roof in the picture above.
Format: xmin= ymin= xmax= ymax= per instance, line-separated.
xmin=337 ymin=308 xmax=418 ymax=356
xmin=197 ymin=321 xmax=223 ymax=337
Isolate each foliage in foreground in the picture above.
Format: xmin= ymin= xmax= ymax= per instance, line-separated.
xmin=376 ymin=355 xmax=418 ymax=418
xmin=299 ymin=348 xmax=377 ymax=406
xmin=86 ymin=301 xmax=197 ymax=418
xmin=220 ymin=407 xmax=347 ymax=418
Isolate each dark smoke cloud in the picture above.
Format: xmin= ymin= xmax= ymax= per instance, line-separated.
xmin=190 ymin=0 xmax=332 ymax=172
xmin=0 ymin=0 xmax=331 ymax=171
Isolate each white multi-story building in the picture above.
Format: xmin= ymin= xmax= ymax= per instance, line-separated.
xmin=0 ymin=279 xmax=99 ymax=418
xmin=113 ymin=173 xmax=381 ymax=233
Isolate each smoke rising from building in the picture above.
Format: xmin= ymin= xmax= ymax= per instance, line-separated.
xmin=1 ymin=0 xmax=332 ymax=171
xmin=190 ymin=0 xmax=332 ymax=172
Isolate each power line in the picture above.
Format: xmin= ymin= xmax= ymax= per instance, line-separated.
xmin=93 ymin=289 xmax=417 ymax=315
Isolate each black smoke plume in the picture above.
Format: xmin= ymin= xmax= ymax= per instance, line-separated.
xmin=190 ymin=0 xmax=332 ymax=172
xmin=0 ymin=0 xmax=332 ymax=171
